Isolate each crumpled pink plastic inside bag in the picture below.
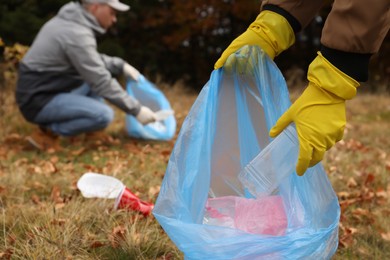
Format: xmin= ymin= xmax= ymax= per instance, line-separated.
xmin=205 ymin=195 xmax=287 ymax=236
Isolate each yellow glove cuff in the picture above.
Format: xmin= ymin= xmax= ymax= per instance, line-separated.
xmin=248 ymin=10 xmax=295 ymax=59
xmin=308 ymin=52 xmax=360 ymax=100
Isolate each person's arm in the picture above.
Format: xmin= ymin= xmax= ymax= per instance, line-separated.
xmin=214 ymin=1 xmax=368 ymax=176
xmin=99 ymin=53 xmax=141 ymax=81
xmin=99 ymin=53 xmax=125 ymax=76
xmin=65 ymin=34 xmax=141 ymax=116
xmin=320 ymin=0 xmax=389 ymax=82
xmin=270 ymin=0 xmax=389 ymax=175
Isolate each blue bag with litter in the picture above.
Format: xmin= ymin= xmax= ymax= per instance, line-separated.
xmin=154 ymin=46 xmax=340 ymax=259
xmin=125 ymin=75 xmax=176 ymax=141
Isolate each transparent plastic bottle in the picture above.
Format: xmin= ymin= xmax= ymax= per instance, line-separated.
xmin=238 ymin=124 xmax=298 ymax=197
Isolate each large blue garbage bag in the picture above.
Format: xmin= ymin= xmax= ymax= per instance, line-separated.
xmin=126 ymin=75 xmax=176 ymax=140
xmin=153 ymin=46 xmax=340 ymax=259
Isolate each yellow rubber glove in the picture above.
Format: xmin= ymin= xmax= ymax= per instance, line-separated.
xmin=269 ymin=52 xmax=360 ymax=176
xmin=214 ymin=10 xmax=295 ymax=70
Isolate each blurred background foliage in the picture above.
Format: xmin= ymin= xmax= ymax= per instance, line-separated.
xmin=0 ymin=0 xmax=389 ymax=91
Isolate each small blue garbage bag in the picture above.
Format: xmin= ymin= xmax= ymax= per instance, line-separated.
xmin=153 ymin=46 xmax=340 ymax=259
xmin=126 ymin=75 xmax=176 ymax=140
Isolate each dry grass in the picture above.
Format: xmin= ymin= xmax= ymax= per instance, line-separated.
xmin=0 ymin=74 xmax=389 ymax=259
xmin=326 ymin=94 xmax=390 ymax=259
xmin=0 ymin=76 xmax=194 ymax=259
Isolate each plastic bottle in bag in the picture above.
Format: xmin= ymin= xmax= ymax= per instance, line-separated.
xmin=238 ymin=124 xmax=299 ymax=197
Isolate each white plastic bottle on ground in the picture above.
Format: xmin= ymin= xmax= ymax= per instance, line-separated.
xmin=77 ymin=172 xmax=125 ymax=199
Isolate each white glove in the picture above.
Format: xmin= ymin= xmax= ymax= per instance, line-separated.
xmin=123 ymin=63 xmax=140 ymax=81
xmin=136 ymin=106 xmax=157 ymax=125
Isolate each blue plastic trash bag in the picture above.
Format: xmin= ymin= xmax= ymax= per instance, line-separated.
xmin=126 ymin=75 xmax=176 ymax=140
xmin=153 ymin=46 xmax=340 ymax=259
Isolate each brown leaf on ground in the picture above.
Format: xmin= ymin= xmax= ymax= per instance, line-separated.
xmin=42 ymin=161 xmax=57 ymax=174
xmin=161 ymin=150 xmax=171 ymax=157
xmin=0 ymin=248 xmax=14 ymax=260
xmin=32 ymin=181 xmax=45 ymax=189
xmin=31 ymin=194 xmax=41 ymax=205
xmin=359 ymin=187 xmax=375 ymax=202
xmin=351 ymin=208 xmax=375 ymax=223
xmin=148 ymin=185 xmax=161 ymax=198
xmin=50 ymin=156 xmax=59 ymax=164
xmin=344 ymin=139 xmax=369 ymax=152
xmin=380 ymin=232 xmax=390 ymax=241
xmin=142 ymin=144 xmax=152 ymax=154
xmin=364 ymin=173 xmax=375 ymax=186
xmin=123 ymin=142 xmax=142 ymax=154
xmin=71 ymin=147 xmax=86 ymax=156
xmin=347 ymin=177 xmax=358 ymax=188
xmin=156 ymin=252 xmax=174 ymax=260
xmin=51 ymin=186 xmax=63 ymax=204
xmin=7 ymin=234 xmax=16 ymax=246
xmin=90 ymin=241 xmax=106 ymax=248
xmin=3 ymin=133 xmax=23 ymax=144
xmin=109 ymin=225 xmax=127 ymax=248
xmin=339 ymin=224 xmax=358 ymax=248
xmin=54 ymin=203 xmax=66 ymax=210
xmin=337 ymin=191 xmax=353 ymax=199
xmin=83 ymin=164 xmax=97 ymax=172
xmin=375 ymin=189 xmax=388 ymax=199
xmin=339 ymin=198 xmax=360 ymax=211
xmin=0 ymin=147 xmax=8 ymax=159
xmin=50 ymin=218 xmax=67 ymax=226
xmin=386 ymin=161 xmax=390 ymax=171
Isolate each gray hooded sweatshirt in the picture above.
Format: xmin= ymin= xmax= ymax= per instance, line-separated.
xmin=16 ymin=1 xmax=140 ymax=122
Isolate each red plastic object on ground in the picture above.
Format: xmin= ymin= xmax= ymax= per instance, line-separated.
xmin=115 ymin=187 xmax=154 ymax=216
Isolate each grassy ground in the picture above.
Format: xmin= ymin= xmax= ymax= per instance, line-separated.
xmin=0 ymin=75 xmax=389 ymax=259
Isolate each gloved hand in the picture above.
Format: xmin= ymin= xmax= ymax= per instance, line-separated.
xmin=214 ymin=10 xmax=295 ymax=70
xmin=269 ymin=52 xmax=359 ymax=176
xmin=136 ymin=106 xmax=157 ymax=125
xmin=123 ymin=63 xmax=141 ymax=81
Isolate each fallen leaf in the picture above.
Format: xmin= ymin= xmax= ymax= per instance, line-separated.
xmin=337 ymin=191 xmax=352 ymax=199
xmin=50 ymin=218 xmax=67 ymax=226
xmin=148 ymin=185 xmax=161 ymax=198
xmin=381 ymin=232 xmax=390 ymax=241
xmin=4 ymin=133 xmax=22 ymax=143
xmin=0 ymin=248 xmax=14 ymax=260
xmin=50 ymin=156 xmax=59 ymax=164
xmin=156 ymin=252 xmax=174 ymax=260
xmin=90 ymin=241 xmax=105 ymax=248
xmin=31 ymin=194 xmax=41 ymax=205
xmin=71 ymin=147 xmax=86 ymax=156
xmin=32 ymin=181 xmax=45 ymax=189
xmin=7 ymin=234 xmax=16 ymax=246
xmin=386 ymin=161 xmax=390 ymax=171
xmin=352 ymin=208 xmax=370 ymax=217
xmin=54 ymin=203 xmax=65 ymax=210
xmin=51 ymin=186 xmax=63 ymax=203
xmin=347 ymin=177 xmax=358 ymax=188
xmin=375 ymin=189 xmax=388 ymax=199
xmin=364 ymin=173 xmax=375 ymax=186
xmin=161 ymin=150 xmax=171 ymax=157
xmin=109 ymin=225 xmax=127 ymax=248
